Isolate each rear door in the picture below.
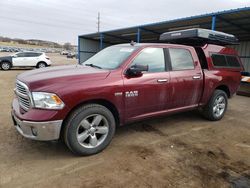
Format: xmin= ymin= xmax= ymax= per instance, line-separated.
xmin=123 ymin=47 xmax=170 ymax=121
xmin=25 ymin=52 xmax=40 ymax=66
xmin=167 ymin=47 xmax=203 ymax=109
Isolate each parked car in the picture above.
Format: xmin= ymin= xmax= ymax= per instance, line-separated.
xmin=11 ymin=29 xmax=243 ymax=156
xmin=0 ymin=52 xmax=52 ymax=70
xmin=67 ymin=52 xmax=76 ymax=58
xmin=60 ymin=50 xmax=68 ymax=55
xmin=1 ymin=47 xmax=10 ymax=52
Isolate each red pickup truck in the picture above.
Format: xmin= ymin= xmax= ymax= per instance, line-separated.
xmin=11 ymin=29 xmax=243 ymax=155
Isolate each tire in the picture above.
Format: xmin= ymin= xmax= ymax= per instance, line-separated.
xmin=1 ymin=62 xmax=11 ymax=70
xmin=201 ymin=89 xmax=228 ymax=121
xmin=37 ymin=62 xmax=47 ymax=68
xmin=63 ymin=104 xmax=116 ymax=156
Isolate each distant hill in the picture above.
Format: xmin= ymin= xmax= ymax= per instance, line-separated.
xmin=0 ymin=36 xmax=62 ymax=48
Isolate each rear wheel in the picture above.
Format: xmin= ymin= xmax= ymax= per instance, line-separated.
xmin=63 ymin=104 xmax=116 ymax=156
xmin=1 ymin=62 xmax=11 ymax=70
xmin=37 ymin=62 xmax=47 ymax=68
xmin=201 ymin=89 xmax=228 ymax=121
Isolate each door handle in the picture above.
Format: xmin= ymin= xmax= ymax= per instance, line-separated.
xmin=157 ymin=79 xmax=168 ymax=83
xmin=192 ymin=75 xmax=201 ymax=79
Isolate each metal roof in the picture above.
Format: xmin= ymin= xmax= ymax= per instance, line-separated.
xmin=79 ymin=7 xmax=250 ymax=44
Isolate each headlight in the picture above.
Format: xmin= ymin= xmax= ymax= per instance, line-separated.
xmin=32 ymin=92 xmax=65 ymax=109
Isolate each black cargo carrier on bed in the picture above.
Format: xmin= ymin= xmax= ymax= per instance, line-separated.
xmin=159 ymin=28 xmax=239 ymax=45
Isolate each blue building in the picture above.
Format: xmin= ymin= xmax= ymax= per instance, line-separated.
xmin=79 ymin=7 xmax=250 ymax=72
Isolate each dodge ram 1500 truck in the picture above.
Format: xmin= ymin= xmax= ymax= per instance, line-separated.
xmin=11 ymin=29 xmax=243 ymax=155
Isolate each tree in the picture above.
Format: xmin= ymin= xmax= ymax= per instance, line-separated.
xmin=63 ymin=42 xmax=73 ymax=51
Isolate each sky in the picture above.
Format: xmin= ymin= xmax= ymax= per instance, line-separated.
xmin=0 ymin=0 xmax=250 ymax=45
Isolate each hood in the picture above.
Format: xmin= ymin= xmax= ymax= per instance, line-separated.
xmin=0 ymin=56 xmax=12 ymax=61
xmin=17 ymin=65 xmax=111 ymax=91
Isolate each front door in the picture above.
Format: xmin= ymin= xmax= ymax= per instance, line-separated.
xmin=123 ymin=47 xmax=170 ymax=121
xmin=12 ymin=52 xmax=27 ymax=66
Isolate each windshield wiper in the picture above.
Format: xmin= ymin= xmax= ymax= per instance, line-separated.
xmin=85 ymin=63 xmax=102 ymax=69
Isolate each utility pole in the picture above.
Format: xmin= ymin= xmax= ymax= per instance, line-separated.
xmin=97 ymin=12 xmax=100 ymax=33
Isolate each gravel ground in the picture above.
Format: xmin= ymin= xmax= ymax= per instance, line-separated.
xmin=0 ymin=52 xmax=250 ymax=188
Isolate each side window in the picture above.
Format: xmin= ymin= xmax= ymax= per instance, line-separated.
xmin=26 ymin=52 xmax=38 ymax=57
xmin=169 ymin=48 xmax=194 ymax=70
xmin=26 ymin=53 xmax=33 ymax=57
xmin=226 ymin=56 xmax=240 ymax=67
xmin=16 ymin=53 xmax=25 ymax=57
xmin=22 ymin=53 xmax=29 ymax=57
xmin=31 ymin=53 xmax=42 ymax=57
xmin=211 ymin=54 xmax=227 ymax=67
xmin=131 ymin=48 xmax=165 ymax=72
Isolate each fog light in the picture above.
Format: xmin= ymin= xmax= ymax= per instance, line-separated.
xmin=31 ymin=127 xmax=38 ymax=136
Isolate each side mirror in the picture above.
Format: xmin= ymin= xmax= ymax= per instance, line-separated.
xmin=126 ymin=64 xmax=148 ymax=77
xmin=12 ymin=55 xmax=17 ymax=58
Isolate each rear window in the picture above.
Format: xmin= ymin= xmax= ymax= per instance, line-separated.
xmin=211 ymin=54 xmax=227 ymax=67
xmin=226 ymin=56 xmax=241 ymax=67
xmin=211 ymin=54 xmax=241 ymax=68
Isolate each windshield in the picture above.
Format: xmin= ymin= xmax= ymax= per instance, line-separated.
xmin=81 ymin=46 xmax=138 ymax=69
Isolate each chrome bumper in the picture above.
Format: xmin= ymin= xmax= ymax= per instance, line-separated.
xmin=12 ymin=113 xmax=63 ymax=141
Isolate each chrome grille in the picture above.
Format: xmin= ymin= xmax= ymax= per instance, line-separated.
xmin=15 ymin=80 xmax=31 ymax=111
xmin=16 ymin=82 xmax=27 ymax=95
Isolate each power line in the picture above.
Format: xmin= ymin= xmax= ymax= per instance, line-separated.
xmin=0 ymin=16 xmax=94 ymax=31
xmin=0 ymin=1 xmax=96 ymax=17
xmin=0 ymin=9 xmax=96 ymax=27
xmin=0 ymin=2 xmax=138 ymax=33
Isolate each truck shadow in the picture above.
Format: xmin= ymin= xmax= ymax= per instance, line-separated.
xmin=116 ymin=110 xmax=202 ymax=136
xmin=15 ymin=110 xmax=204 ymax=159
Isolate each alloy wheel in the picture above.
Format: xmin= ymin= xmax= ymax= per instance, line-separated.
xmin=213 ymin=96 xmax=226 ymax=118
xmin=2 ymin=63 xmax=10 ymax=70
xmin=76 ymin=114 xmax=109 ymax=148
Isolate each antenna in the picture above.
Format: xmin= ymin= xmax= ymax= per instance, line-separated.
xmin=97 ymin=12 xmax=100 ymax=33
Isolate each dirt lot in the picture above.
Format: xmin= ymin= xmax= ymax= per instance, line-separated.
xmin=0 ymin=52 xmax=250 ymax=188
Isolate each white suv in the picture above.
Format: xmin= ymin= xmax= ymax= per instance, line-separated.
xmin=0 ymin=52 xmax=52 ymax=70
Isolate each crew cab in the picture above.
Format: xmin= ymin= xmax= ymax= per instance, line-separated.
xmin=11 ymin=29 xmax=243 ymax=155
xmin=0 ymin=52 xmax=52 ymax=70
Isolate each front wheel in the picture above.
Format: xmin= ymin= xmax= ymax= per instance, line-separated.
xmin=1 ymin=62 xmax=11 ymax=70
xmin=201 ymin=89 xmax=228 ymax=121
xmin=63 ymin=104 xmax=116 ymax=156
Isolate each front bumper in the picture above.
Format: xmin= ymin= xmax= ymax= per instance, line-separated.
xmin=12 ymin=112 xmax=63 ymax=141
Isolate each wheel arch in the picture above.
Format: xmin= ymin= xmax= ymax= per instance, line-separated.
xmin=61 ymin=99 xmax=120 ymax=136
xmin=36 ymin=61 xmax=47 ymax=67
xmin=0 ymin=60 xmax=12 ymax=67
xmin=215 ymin=85 xmax=230 ymax=98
